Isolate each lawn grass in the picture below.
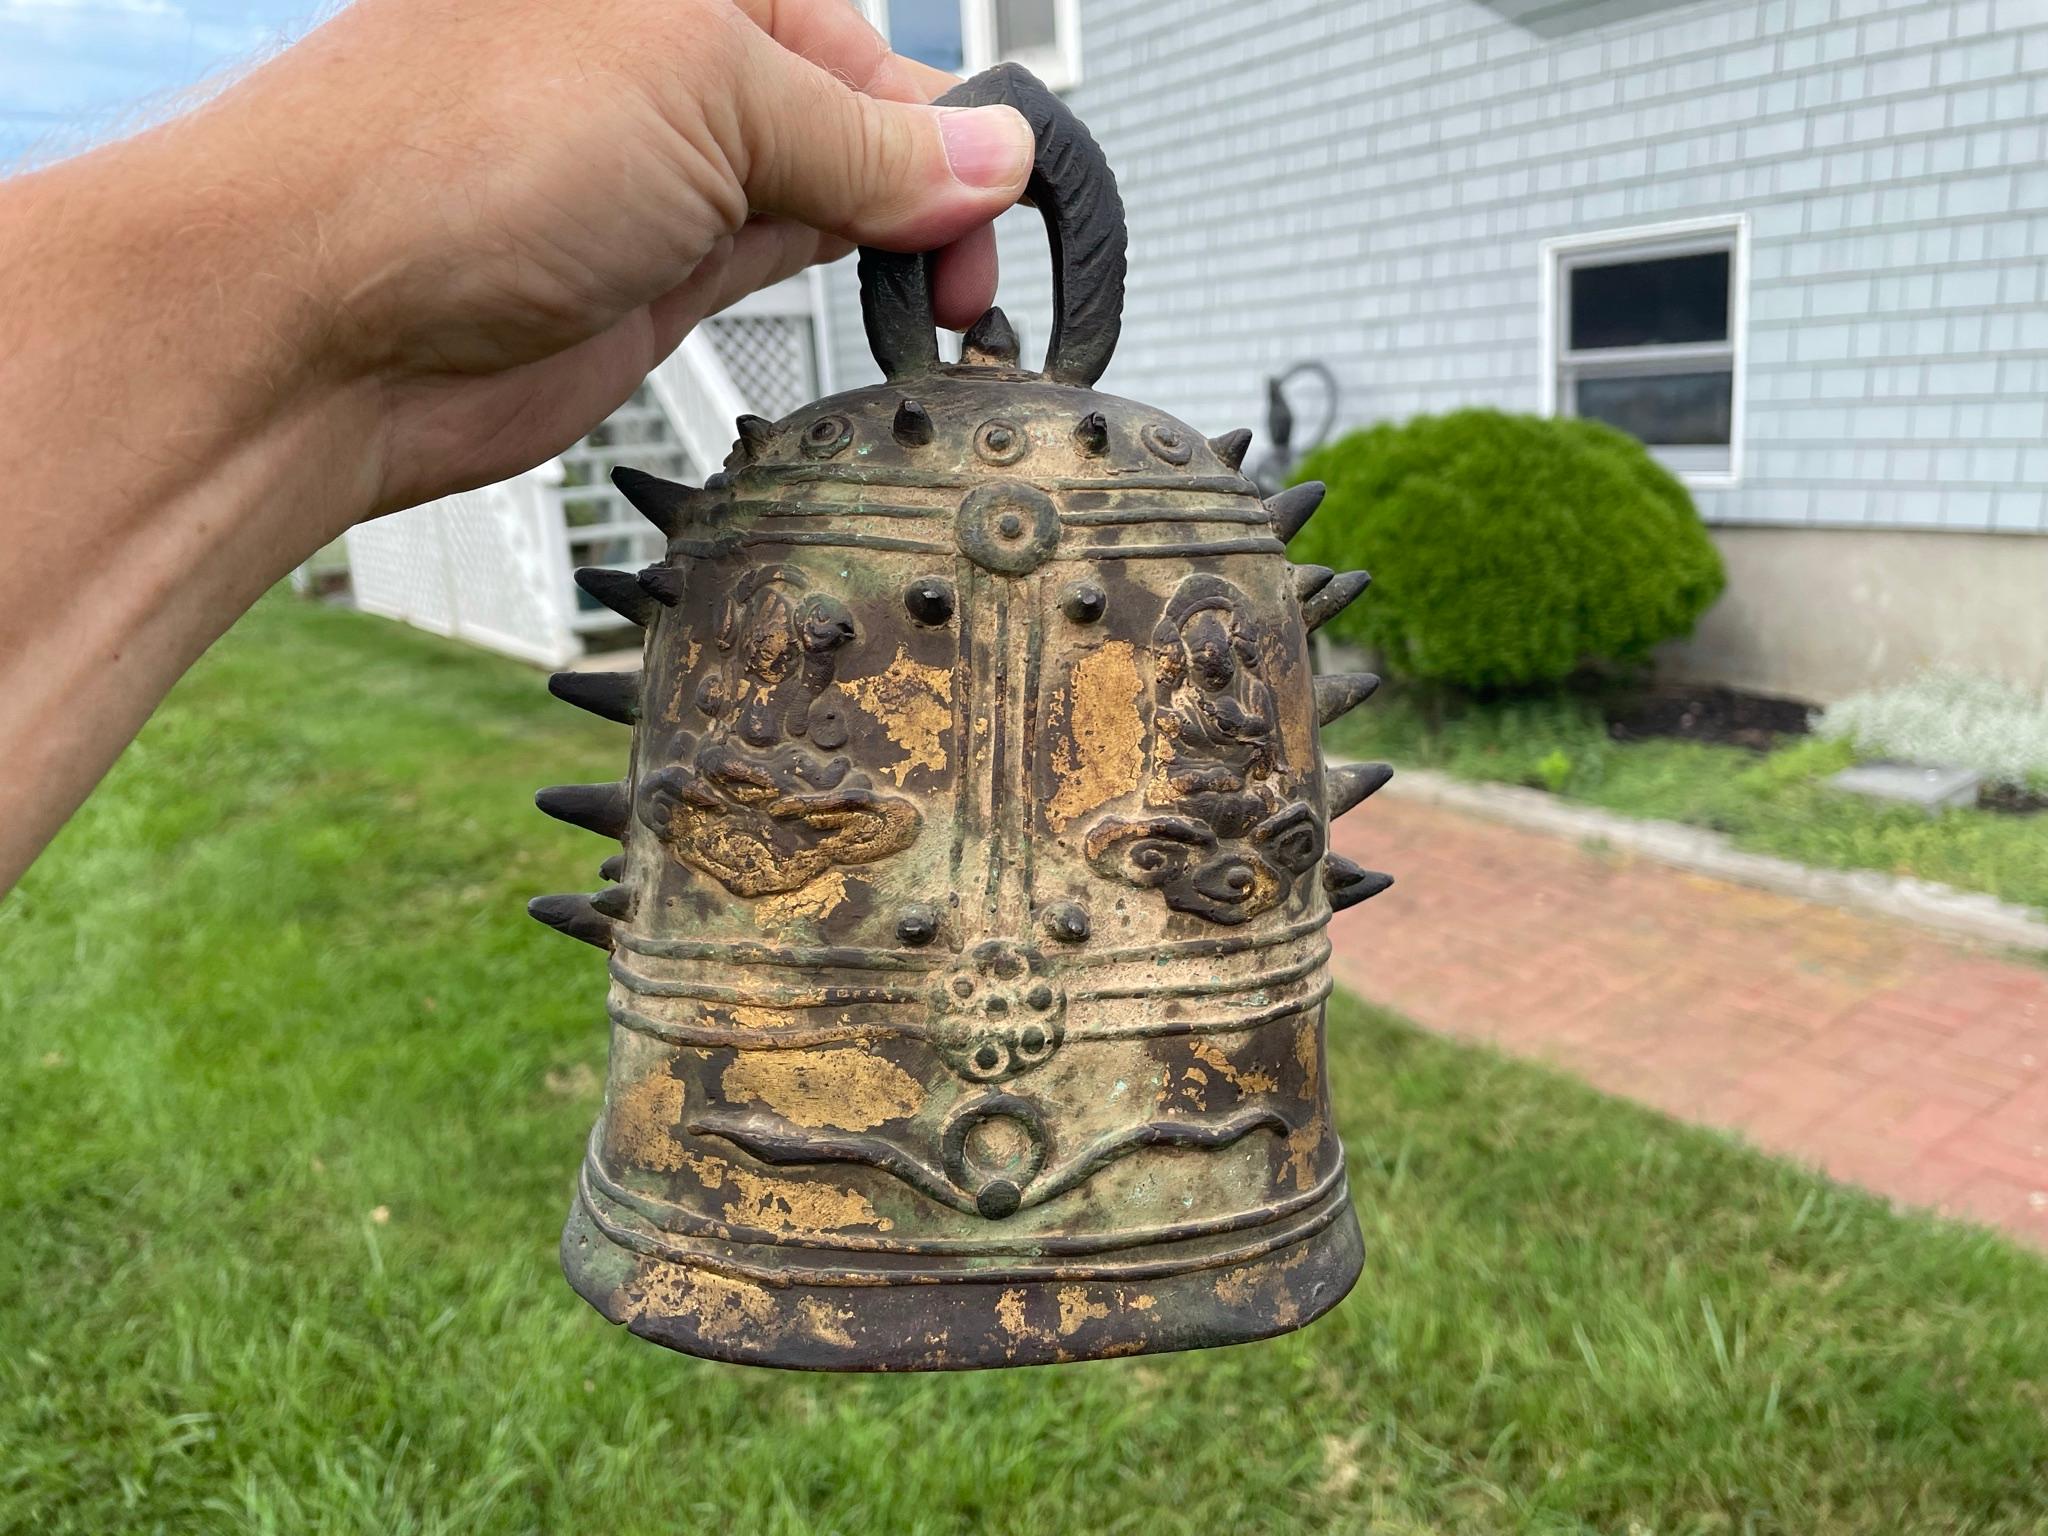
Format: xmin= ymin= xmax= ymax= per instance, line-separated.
xmin=1323 ymin=687 xmax=2048 ymax=917
xmin=6 ymin=595 xmax=2048 ymax=1534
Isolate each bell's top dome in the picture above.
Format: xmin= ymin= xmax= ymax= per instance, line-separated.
xmin=714 ymin=310 xmax=1258 ymax=493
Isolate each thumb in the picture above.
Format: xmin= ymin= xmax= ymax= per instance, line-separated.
xmin=733 ymin=31 xmax=1033 ymax=252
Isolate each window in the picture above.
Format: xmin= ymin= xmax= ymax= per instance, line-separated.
xmin=861 ymin=0 xmax=1081 ymax=91
xmin=883 ymin=0 xmax=965 ymax=72
xmin=1540 ymin=216 xmax=1748 ymax=485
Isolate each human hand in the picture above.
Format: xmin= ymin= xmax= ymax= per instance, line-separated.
xmin=264 ymin=0 xmax=1033 ymax=513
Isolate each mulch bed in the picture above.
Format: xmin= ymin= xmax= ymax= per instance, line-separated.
xmin=1604 ymin=684 xmax=1814 ymax=752
xmin=1979 ymin=781 xmax=2048 ymax=816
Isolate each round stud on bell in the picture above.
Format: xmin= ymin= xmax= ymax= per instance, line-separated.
xmin=1059 ymin=581 xmax=1107 ymax=624
xmin=802 ymin=414 xmax=853 ymax=459
xmin=1043 ymin=901 xmax=1091 ymax=943
xmin=975 ymin=418 xmax=1028 ymax=465
xmin=529 ymin=62 xmax=1386 ymax=1372
xmin=895 ymin=903 xmax=941 ymax=946
xmin=904 ymin=577 xmax=955 ymax=626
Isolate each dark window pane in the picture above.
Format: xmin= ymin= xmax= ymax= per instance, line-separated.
xmin=995 ymin=0 xmax=1058 ymax=52
xmin=1569 ymin=250 xmax=1729 ymax=350
xmin=1575 ymin=370 xmax=1732 ymax=446
xmin=892 ymin=0 xmax=963 ymax=71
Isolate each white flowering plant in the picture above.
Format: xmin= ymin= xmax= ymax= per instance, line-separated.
xmin=1815 ymin=671 xmax=2048 ymax=789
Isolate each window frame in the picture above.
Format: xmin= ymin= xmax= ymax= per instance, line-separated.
xmin=1538 ymin=214 xmax=1750 ymax=489
xmin=860 ymin=0 xmax=1082 ymax=92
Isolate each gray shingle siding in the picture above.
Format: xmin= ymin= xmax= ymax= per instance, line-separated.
xmin=818 ymin=0 xmax=2048 ymax=534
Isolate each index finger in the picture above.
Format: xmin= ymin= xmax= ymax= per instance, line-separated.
xmin=730 ymin=0 xmax=1006 ymax=329
xmin=732 ymin=0 xmax=949 ymax=102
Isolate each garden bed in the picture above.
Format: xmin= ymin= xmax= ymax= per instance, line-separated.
xmin=1604 ymin=681 xmax=1813 ymax=752
xmin=1324 ymin=680 xmax=2048 ymax=915
xmin=1599 ymin=682 xmax=2045 ymax=816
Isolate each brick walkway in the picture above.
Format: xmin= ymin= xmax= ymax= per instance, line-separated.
xmin=1326 ymin=793 xmax=2048 ymax=1247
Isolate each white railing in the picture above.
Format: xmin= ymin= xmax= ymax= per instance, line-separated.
xmin=649 ymin=328 xmax=751 ymax=483
xmin=344 ymin=273 xmax=832 ymax=666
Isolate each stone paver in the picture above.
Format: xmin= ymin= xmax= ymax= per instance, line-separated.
xmin=1326 ymin=793 xmax=2048 ymax=1247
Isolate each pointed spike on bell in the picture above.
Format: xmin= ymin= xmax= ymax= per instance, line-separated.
xmin=574 ymin=566 xmax=657 ymax=628
xmin=735 ymin=414 xmax=775 ymax=460
xmin=527 ymin=893 xmax=616 ymax=950
xmin=637 ymin=564 xmax=687 ymax=607
xmin=588 ymin=883 xmax=636 ymax=920
xmin=962 ymin=305 xmax=1020 ymax=367
xmin=1302 ymin=569 xmax=1372 ymax=632
xmin=535 ymin=781 xmax=631 ymax=840
xmin=1209 ymin=428 xmax=1253 ymax=471
xmin=598 ymin=852 xmax=626 ymax=882
xmin=1326 ymin=761 xmax=1394 ymax=820
xmin=547 ymin=670 xmax=639 ymax=725
xmin=1292 ymin=564 xmax=1336 ymax=600
xmin=1314 ymin=672 xmax=1382 ymax=726
xmin=1266 ymin=481 xmax=1327 ymax=542
xmin=893 ymin=397 xmax=934 ymax=447
xmin=610 ymin=466 xmax=697 ymax=538
xmin=1074 ymin=411 xmax=1109 ymax=456
xmin=1324 ymin=856 xmax=1395 ymax=912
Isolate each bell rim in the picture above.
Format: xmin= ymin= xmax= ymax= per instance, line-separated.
xmin=560 ymin=1190 xmax=1364 ymax=1372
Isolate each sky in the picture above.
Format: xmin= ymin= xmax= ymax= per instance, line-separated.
xmin=0 ymin=0 xmax=325 ymax=168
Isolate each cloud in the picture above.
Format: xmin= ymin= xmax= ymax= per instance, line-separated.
xmin=1 ymin=0 xmax=184 ymax=13
xmin=0 ymin=0 xmax=327 ymax=169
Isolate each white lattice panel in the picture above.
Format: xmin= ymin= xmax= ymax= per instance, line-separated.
xmin=440 ymin=480 xmax=576 ymax=666
xmin=345 ymin=502 xmax=456 ymax=636
xmin=345 ymin=472 xmax=578 ymax=667
xmin=704 ymin=315 xmax=816 ymax=421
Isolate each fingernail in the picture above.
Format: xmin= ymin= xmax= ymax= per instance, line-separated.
xmin=938 ymin=105 xmax=1033 ymax=190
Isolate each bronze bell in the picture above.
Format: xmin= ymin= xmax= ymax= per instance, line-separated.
xmin=530 ymin=65 xmax=1391 ymax=1370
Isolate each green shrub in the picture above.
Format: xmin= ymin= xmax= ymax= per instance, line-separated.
xmin=1288 ymin=410 xmax=1726 ymax=690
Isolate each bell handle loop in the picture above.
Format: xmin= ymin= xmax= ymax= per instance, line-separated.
xmin=857 ymin=63 xmax=1127 ymax=388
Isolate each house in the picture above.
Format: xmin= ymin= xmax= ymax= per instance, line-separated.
xmin=827 ymin=0 xmax=2048 ymax=703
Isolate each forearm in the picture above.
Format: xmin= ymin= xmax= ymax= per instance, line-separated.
xmin=0 ymin=0 xmax=1030 ymax=895
xmin=0 ymin=113 xmax=373 ymax=889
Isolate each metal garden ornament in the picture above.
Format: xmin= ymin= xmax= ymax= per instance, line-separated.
xmin=529 ymin=66 xmax=1392 ymax=1370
